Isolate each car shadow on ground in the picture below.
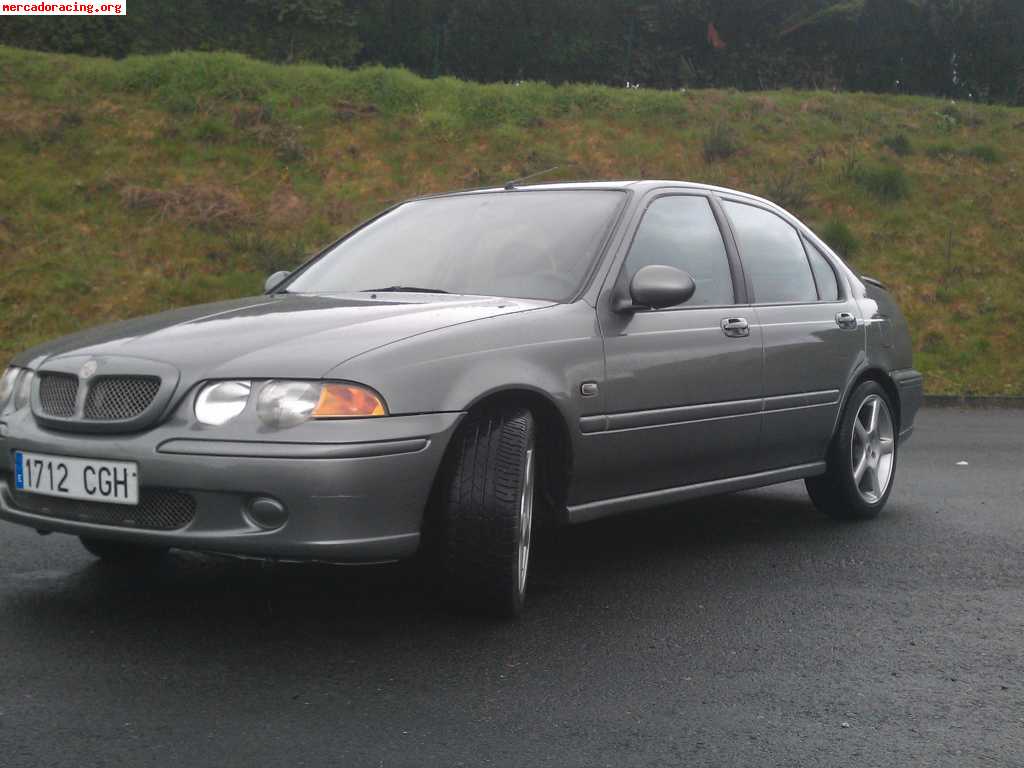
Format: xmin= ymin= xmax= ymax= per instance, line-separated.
xmin=2 ymin=485 xmax=844 ymax=639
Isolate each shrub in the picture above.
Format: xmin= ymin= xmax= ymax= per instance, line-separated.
xmin=232 ymin=102 xmax=274 ymax=129
xmin=761 ymin=166 xmax=810 ymax=211
xmin=921 ymin=331 xmax=947 ymax=354
xmin=963 ymin=144 xmax=1002 ymax=164
xmin=925 ymin=142 xmax=1001 ymax=163
xmin=836 ymin=144 xmax=861 ymax=181
xmin=228 ymin=232 xmax=306 ymax=274
xmin=821 ymin=219 xmax=860 ymax=260
xmin=854 ymin=164 xmax=910 ymax=202
xmin=880 ymin=133 xmax=912 ymax=156
xmin=926 ymin=143 xmax=957 ymax=160
xmin=275 ymin=133 xmax=306 ymax=163
xmin=934 ymin=284 xmax=958 ymax=304
xmin=703 ymin=123 xmax=740 ymax=162
xmin=419 ymin=109 xmax=463 ymax=142
xmin=194 ymin=117 xmax=228 ymax=143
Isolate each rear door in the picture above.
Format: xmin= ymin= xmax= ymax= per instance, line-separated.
xmin=591 ymin=192 xmax=763 ymax=502
xmin=720 ymin=198 xmax=865 ymax=470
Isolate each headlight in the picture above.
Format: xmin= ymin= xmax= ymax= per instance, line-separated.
xmin=13 ymin=369 xmax=33 ymax=411
xmin=0 ymin=367 xmax=20 ymax=408
xmin=257 ymin=381 xmax=387 ymax=429
xmin=195 ymin=380 xmax=252 ymax=426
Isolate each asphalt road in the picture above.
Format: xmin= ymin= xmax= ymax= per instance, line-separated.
xmin=1 ymin=407 xmax=1022 ymax=768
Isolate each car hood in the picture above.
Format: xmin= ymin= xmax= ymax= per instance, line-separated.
xmin=16 ymin=293 xmax=552 ymax=380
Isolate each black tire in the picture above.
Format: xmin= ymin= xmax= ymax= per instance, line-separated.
xmin=80 ymin=537 xmax=167 ymax=563
xmin=806 ymin=380 xmax=898 ymax=521
xmin=437 ymin=406 xmax=537 ymax=618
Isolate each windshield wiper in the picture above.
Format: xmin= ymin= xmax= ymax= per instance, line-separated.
xmin=360 ymin=286 xmax=450 ymax=294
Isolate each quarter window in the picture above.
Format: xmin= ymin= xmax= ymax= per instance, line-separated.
xmin=624 ymin=196 xmax=734 ymax=306
xmin=723 ymin=201 xmax=817 ymax=304
xmin=807 ymin=244 xmax=840 ymax=301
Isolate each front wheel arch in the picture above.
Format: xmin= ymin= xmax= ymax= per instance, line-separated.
xmin=458 ymin=388 xmax=572 ymax=520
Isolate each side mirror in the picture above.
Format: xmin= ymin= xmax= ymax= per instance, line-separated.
xmin=264 ymin=270 xmax=291 ymax=293
xmin=618 ymin=265 xmax=696 ymax=311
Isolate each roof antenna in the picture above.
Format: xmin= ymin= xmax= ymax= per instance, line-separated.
xmin=504 ymin=164 xmax=573 ymax=190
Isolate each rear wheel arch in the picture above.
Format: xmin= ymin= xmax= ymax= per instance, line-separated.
xmin=834 ymin=367 xmax=902 ymax=439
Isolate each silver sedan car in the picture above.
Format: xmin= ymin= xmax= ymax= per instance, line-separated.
xmin=0 ymin=181 xmax=923 ymax=616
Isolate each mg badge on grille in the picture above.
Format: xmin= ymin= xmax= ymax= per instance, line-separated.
xmin=79 ymin=360 xmax=98 ymax=380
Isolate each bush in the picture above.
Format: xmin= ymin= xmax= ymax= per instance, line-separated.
xmin=761 ymin=166 xmax=810 ymax=211
xmin=880 ymin=133 xmax=912 ymax=156
xmin=925 ymin=143 xmax=957 ymax=160
xmin=228 ymin=232 xmax=307 ymax=274
xmin=925 ymin=142 xmax=1001 ymax=164
xmin=820 ymin=220 xmax=860 ymax=260
xmin=920 ymin=331 xmax=947 ymax=354
xmin=703 ymin=123 xmax=740 ymax=162
xmin=836 ymin=144 xmax=861 ymax=182
xmin=194 ymin=117 xmax=228 ymax=143
xmin=854 ymin=164 xmax=910 ymax=202
xmin=964 ymin=144 xmax=1002 ymax=164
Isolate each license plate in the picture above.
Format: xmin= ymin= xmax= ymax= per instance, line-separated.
xmin=14 ymin=451 xmax=139 ymax=506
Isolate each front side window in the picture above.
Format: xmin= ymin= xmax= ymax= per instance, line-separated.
xmin=723 ymin=201 xmax=817 ymax=304
xmin=624 ymin=195 xmax=734 ymax=307
xmin=284 ymin=190 xmax=626 ymax=302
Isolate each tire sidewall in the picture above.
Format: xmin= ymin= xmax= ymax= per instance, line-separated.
xmin=437 ymin=407 xmax=537 ymax=617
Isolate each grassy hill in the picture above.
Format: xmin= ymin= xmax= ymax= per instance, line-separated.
xmin=1 ymin=46 xmax=1022 ymax=395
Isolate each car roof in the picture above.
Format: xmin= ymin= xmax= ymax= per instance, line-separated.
xmin=431 ymin=179 xmax=784 ymax=211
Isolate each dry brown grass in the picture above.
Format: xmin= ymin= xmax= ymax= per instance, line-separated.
xmin=119 ymin=184 xmax=252 ymax=228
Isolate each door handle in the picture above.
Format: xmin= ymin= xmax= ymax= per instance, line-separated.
xmin=721 ymin=317 xmax=750 ymax=338
xmin=835 ymin=312 xmax=858 ymax=330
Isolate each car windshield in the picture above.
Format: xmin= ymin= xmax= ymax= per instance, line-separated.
xmin=285 ymin=190 xmax=626 ymax=301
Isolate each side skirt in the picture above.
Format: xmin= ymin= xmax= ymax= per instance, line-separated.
xmin=566 ymin=462 xmax=827 ymax=525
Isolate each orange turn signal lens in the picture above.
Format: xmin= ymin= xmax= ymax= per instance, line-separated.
xmin=312 ymin=383 xmax=387 ymax=418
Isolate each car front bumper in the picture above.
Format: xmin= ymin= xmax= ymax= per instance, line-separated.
xmin=0 ymin=411 xmax=463 ymax=562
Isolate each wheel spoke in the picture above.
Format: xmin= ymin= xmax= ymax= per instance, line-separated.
xmin=867 ymin=398 xmax=880 ymax=436
xmin=854 ymin=419 xmax=868 ymax=443
xmin=854 ymin=451 xmax=869 ymax=484
xmin=879 ymin=437 xmax=895 ymax=456
xmin=865 ymin=465 xmax=878 ymax=497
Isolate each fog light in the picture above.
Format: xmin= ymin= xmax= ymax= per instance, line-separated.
xmin=246 ymin=497 xmax=288 ymax=530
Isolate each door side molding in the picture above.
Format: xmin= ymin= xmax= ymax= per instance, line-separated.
xmin=578 ymin=390 xmax=839 ymax=434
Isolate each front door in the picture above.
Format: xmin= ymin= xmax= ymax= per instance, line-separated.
xmin=591 ymin=193 xmax=764 ymax=502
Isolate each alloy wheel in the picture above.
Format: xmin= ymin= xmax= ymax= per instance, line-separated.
xmin=850 ymin=394 xmax=895 ymax=504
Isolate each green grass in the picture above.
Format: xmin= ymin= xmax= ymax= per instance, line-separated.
xmin=880 ymin=133 xmax=913 ymax=156
xmin=820 ymin=219 xmax=861 ymax=260
xmin=854 ymin=164 xmax=911 ymax=201
xmin=1 ymin=46 xmax=1023 ymax=395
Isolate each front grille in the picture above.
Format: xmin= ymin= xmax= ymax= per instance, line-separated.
xmin=38 ymin=373 xmax=79 ymax=417
xmin=9 ymin=487 xmax=196 ymax=531
xmin=83 ymin=376 xmax=161 ymax=421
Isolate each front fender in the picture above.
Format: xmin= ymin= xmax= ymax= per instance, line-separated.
xmin=329 ymin=302 xmax=604 ymax=420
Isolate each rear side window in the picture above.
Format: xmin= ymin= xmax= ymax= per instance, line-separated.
xmin=624 ymin=196 xmax=734 ymax=306
xmin=723 ymin=201 xmax=817 ymax=304
xmin=807 ymin=244 xmax=840 ymax=301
